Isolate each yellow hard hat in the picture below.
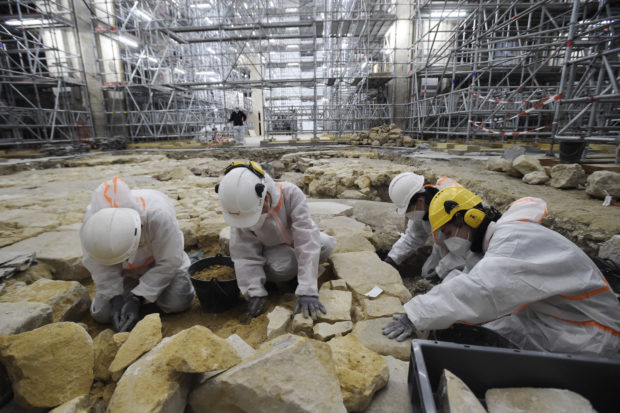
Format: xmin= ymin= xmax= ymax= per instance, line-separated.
xmin=429 ymin=186 xmax=484 ymax=232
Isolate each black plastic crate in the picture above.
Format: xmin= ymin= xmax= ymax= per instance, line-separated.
xmin=408 ymin=339 xmax=620 ymax=413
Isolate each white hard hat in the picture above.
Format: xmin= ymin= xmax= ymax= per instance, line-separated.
xmin=80 ymin=208 xmax=141 ymax=265
xmin=389 ymin=172 xmax=426 ymax=216
xmin=217 ymin=167 xmax=266 ymax=228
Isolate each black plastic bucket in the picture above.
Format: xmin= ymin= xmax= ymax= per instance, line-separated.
xmin=429 ymin=323 xmax=518 ymax=349
xmin=188 ymin=254 xmax=240 ymax=313
xmin=559 ymin=140 xmax=586 ymax=163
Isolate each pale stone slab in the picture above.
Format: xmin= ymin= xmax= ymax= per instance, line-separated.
xmin=523 ymin=171 xmax=549 ymax=185
xmin=291 ymin=313 xmax=314 ymax=338
xmin=487 ymin=157 xmax=504 ymax=172
xmin=313 ymin=321 xmax=353 ymax=341
xmin=189 ymin=334 xmax=347 ymax=413
xmin=93 ymin=329 xmax=122 ymax=382
xmin=0 ymin=231 xmax=89 ymax=281
xmin=0 ymin=323 xmax=94 ymax=409
xmin=327 ymin=335 xmax=389 ymax=412
xmin=49 ymin=395 xmax=92 ymax=413
xmin=267 ymin=306 xmax=293 ymax=340
xmin=330 ymin=279 xmax=349 ymax=291
xmin=109 ymin=313 xmax=162 ymax=380
xmin=486 ymin=387 xmax=597 ymax=413
xmin=586 ymin=170 xmax=620 ymax=199
xmin=318 ymin=216 xmax=373 ymax=239
xmin=226 ymin=334 xmax=256 ymax=360
xmin=512 ymin=155 xmax=544 ymax=175
xmin=318 ymin=289 xmax=352 ymax=322
xmin=332 ymin=234 xmax=376 ymax=254
xmin=0 ymin=279 xmax=90 ymax=322
xmin=308 ymin=201 xmax=353 ymax=217
xmin=550 ymin=164 xmax=586 ymax=189
xmin=364 ymin=356 xmax=413 ymax=413
xmin=361 ymin=296 xmax=404 ymax=319
xmin=0 ymin=302 xmax=53 ymax=336
xmin=330 ymin=252 xmax=412 ymax=303
xmin=436 ymin=369 xmax=486 ymax=413
xmin=108 ymin=326 xmax=239 ymax=413
xmin=351 ymin=317 xmax=411 ymax=361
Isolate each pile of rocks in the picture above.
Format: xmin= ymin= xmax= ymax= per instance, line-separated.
xmin=349 ymin=124 xmax=415 ymax=148
xmin=39 ymin=143 xmax=90 ymax=157
xmin=90 ymin=136 xmax=127 ymax=151
xmin=487 ymin=151 xmax=620 ymax=201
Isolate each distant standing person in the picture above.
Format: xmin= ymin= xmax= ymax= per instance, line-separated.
xmin=229 ymin=107 xmax=247 ymax=145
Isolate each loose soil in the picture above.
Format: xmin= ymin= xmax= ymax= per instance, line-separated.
xmin=192 ymin=265 xmax=236 ymax=281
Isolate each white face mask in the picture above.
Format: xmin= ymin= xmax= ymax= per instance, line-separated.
xmin=249 ymin=213 xmax=268 ymax=231
xmin=444 ymin=237 xmax=471 ymax=257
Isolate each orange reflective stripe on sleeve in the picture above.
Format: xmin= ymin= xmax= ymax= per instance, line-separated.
xmin=127 ymin=256 xmax=154 ymax=271
xmin=512 ymin=302 xmax=531 ymax=313
xmin=140 ymin=196 xmax=146 ymax=210
xmin=103 ymin=181 xmax=113 ymax=206
xmin=272 ymin=183 xmax=284 ymax=212
xmin=550 ymin=315 xmax=620 ymax=338
xmin=511 ymin=197 xmax=536 ymax=206
xmin=560 ymin=279 xmax=610 ymax=301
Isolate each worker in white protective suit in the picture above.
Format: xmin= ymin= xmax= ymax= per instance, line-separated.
xmin=383 ymin=186 xmax=620 ymax=358
xmin=385 ymin=173 xmax=481 ymax=280
xmin=80 ymin=176 xmax=195 ymax=332
xmin=216 ymin=161 xmax=336 ymax=320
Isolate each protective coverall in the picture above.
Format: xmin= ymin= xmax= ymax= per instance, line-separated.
xmin=83 ymin=177 xmax=195 ymax=323
xmin=404 ymin=197 xmax=620 ymax=358
xmin=230 ymin=175 xmax=336 ymax=298
xmin=387 ymin=176 xmax=481 ymax=278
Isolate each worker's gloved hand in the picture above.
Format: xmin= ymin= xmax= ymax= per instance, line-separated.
xmin=118 ymin=295 xmax=141 ymax=333
xmin=247 ymin=296 xmax=267 ymax=317
xmin=110 ymin=295 xmax=126 ymax=332
xmin=294 ymin=295 xmax=326 ymax=320
xmin=382 ymin=313 xmax=416 ymax=342
xmin=384 ymin=256 xmax=398 ymax=269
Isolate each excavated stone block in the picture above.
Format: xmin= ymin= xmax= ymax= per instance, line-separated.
xmin=189 ymin=334 xmax=347 ymax=413
xmin=364 ymin=356 xmax=413 ymax=413
xmin=436 ymin=369 xmax=486 ymax=413
xmin=93 ymin=329 xmax=122 ymax=382
xmin=48 ymin=395 xmax=93 ymax=413
xmin=0 ymin=231 xmax=89 ymax=281
xmin=485 ymin=387 xmax=597 ymax=413
xmin=330 ymin=252 xmax=412 ymax=304
xmin=487 ymin=157 xmax=505 ymax=172
xmin=330 ymin=279 xmax=349 ymax=291
xmin=313 ymin=321 xmax=353 ymax=341
xmin=108 ymin=326 xmax=239 ymax=413
xmin=318 ymin=289 xmax=352 ymax=322
xmin=586 ymin=170 xmax=620 ymax=199
xmin=318 ymin=216 xmax=373 ymax=239
xmin=338 ymin=189 xmax=366 ymax=199
xmin=267 ymin=306 xmax=293 ymax=340
xmin=503 ymin=145 xmax=526 ymax=161
xmin=226 ymin=334 xmax=256 ymax=360
xmin=328 ymin=334 xmax=388 ymax=412
xmin=308 ymin=201 xmax=353 ymax=218
xmin=109 ymin=313 xmax=162 ymax=381
xmin=0 ymin=302 xmax=53 ymax=336
xmin=291 ymin=313 xmax=314 ymax=338
xmin=522 ymin=171 xmax=550 ymax=185
xmin=512 ymin=155 xmax=545 ymax=175
xmin=0 ymin=322 xmax=94 ymax=409
xmin=351 ymin=317 xmax=411 ymax=361
xmin=361 ymin=296 xmax=404 ymax=319
xmin=599 ymin=235 xmax=620 ymax=268
xmin=550 ymin=164 xmax=586 ymax=188
xmin=502 ymin=159 xmax=523 ymax=177
xmin=0 ymin=279 xmax=90 ymax=322
xmin=332 ymin=234 xmax=376 ymax=254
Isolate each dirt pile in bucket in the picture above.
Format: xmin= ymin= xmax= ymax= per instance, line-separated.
xmin=192 ymin=265 xmax=236 ymax=281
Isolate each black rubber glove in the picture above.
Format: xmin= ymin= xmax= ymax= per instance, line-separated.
xmin=247 ymin=296 xmax=268 ymax=317
xmin=110 ymin=295 xmax=126 ymax=332
xmin=384 ymin=256 xmax=399 ymax=269
xmin=382 ymin=313 xmax=416 ymax=342
xmin=118 ymin=295 xmax=141 ymax=333
xmin=294 ymin=295 xmax=327 ymax=320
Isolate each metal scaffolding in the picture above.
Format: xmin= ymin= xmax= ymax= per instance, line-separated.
xmin=0 ymin=0 xmax=93 ymax=144
xmin=408 ymin=0 xmax=620 ymax=148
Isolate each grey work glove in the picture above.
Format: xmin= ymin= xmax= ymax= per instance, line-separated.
xmin=384 ymin=256 xmax=398 ymax=269
xmin=247 ymin=296 xmax=268 ymax=317
xmin=118 ymin=295 xmax=141 ymax=333
xmin=294 ymin=295 xmax=326 ymax=320
xmin=110 ymin=295 xmax=126 ymax=332
xmin=382 ymin=313 xmax=416 ymax=342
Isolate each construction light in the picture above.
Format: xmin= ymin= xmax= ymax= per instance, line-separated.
xmin=429 ymin=10 xmax=467 ymax=18
xmin=287 ymin=62 xmax=298 ymax=66
xmin=134 ymin=8 xmax=152 ymax=21
xmin=285 ymin=8 xmax=297 ymax=12
xmin=174 ymin=68 xmax=186 ymax=74
xmin=5 ymin=18 xmax=51 ymax=27
xmin=207 ymin=47 xmax=215 ymax=54
xmin=243 ymin=3 xmax=248 ymax=9
xmin=147 ymin=56 xmax=158 ymax=63
xmin=190 ymin=3 xmax=212 ymax=8
xmin=116 ymin=35 xmax=139 ymax=48
xmin=286 ymin=45 xmax=298 ymax=49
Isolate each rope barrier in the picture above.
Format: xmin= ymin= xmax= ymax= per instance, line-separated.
xmin=471 ymin=92 xmax=562 ymax=106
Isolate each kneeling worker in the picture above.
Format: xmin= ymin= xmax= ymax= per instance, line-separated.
xmin=216 ymin=161 xmax=336 ymax=320
xmin=386 ymin=173 xmax=480 ymax=280
xmin=383 ymin=187 xmax=620 ymax=358
xmin=80 ymin=177 xmax=195 ymax=332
